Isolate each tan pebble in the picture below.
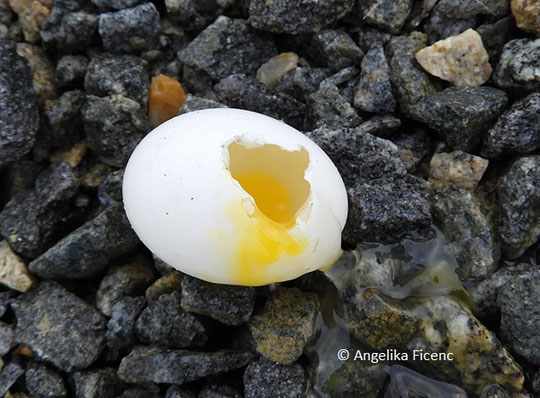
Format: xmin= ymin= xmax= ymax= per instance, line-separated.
xmin=256 ymin=52 xmax=299 ymax=89
xmin=0 ymin=241 xmax=35 ymax=293
xmin=50 ymin=141 xmax=88 ymax=168
xmin=415 ymin=29 xmax=492 ymax=86
xmin=8 ymin=0 xmax=50 ymax=43
xmin=148 ymin=74 xmax=186 ymax=128
xmin=511 ymin=0 xmax=540 ymax=35
xmin=430 ymin=151 xmax=489 ymax=190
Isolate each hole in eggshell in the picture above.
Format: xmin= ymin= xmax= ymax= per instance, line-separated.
xmin=228 ymin=142 xmax=311 ymax=225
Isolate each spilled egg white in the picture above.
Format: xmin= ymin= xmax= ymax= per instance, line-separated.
xmin=123 ymin=108 xmax=348 ymax=286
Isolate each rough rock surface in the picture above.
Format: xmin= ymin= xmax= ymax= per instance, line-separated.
xmin=249 ymin=287 xmax=318 ymax=364
xmin=498 ymin=268 xmax=540 ymax=365
xmin=493 ymin=39 xmax=540 ymax=91
xmin=0 ymin=40 xmax=39 ymax=163
xmin=13 ymin=281 xmax=107 ymax=372
xmin=118 ymin=346 xmax=253 ymax=384
xmin=16 ymin=42 xmax=56 ymax=107
xmin=415 ymin=29 xmax=492 ymax=87
xmin=511 ymin=0 xmax=540 ymax=35
xmin=354 ymin=42 xmax=395 ymax=113
xmin=305 ymin=85 xmax=362 ymax=130
xmin=28 ymin=204 xmax=139 ymax=280
xmin=309 ymin=30 xmax=364 ymax=72
xmin=274 ymin=66 xmax=331 ymax=102
xmin=106 ymin=296 xmax=146 ymax=349
xmin=70 ymin=367 xmax=122 ymax=398
xmin=243 ymin=359 xmax=307 ymax=398
xmin=178 ymin=94 xmax=227 ymax=115
xmin=496 ymin=156 xmax=540 ymax=258
xmin=181 ymin=276 xmax=255 ymax=325
xmin=0 ymin=362 xmax=24 ymax=396
xmin=0 ymin=240 xmax=35 ymax=292
xmin=26 ymin=362 xmax=67 ymax=398
xmin=40 ymin=7 xmax=98 ymax=53
xmin=44 ymin=90 xmax=85 ymax=146
xmin=482 ymin=92 xmax=540 ymax=158
xmin=429 ymin=151 xmax=489 ymax=190
xmin=55 ymin=55 xmax=88 ymax=89
xmin=248 ymin=0 xmax=354 ymax=34
xmin=358 ymin=0 xmax=413 ymax=33
xmin=145 ymin=271 xmax=183 ymax=303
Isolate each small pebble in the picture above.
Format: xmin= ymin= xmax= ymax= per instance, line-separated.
xmin=0 ymin=240 xmax=35 ymax=292
xmin=50 ymin=141 xmax=88 ymax=168
xmin=55 ymin=55 xmax=88 ymax=89
xmin=493 ymin=38 xmax=540 ymax=91
xmin=15 ymin=42 xmax=55 ymax=107
xmin=145 ymin=271 xmax=183 ymax=303
xmin=148 ymin=74 xmax=186 ymax=127
xmin=429 ymin=151 xmax=489 ymax=190
xmin=8 ymin=0 xmax=50 ymax=43
xmin=25 ymin=362 xmax=67 ymax=398
xmin=415 ymin=29 xmax=492 ymax=87
xmin=70 ymin=367 xmax=122 ymax=398
xmin=0 ymin=363 xmax=24 ymax=396
xmin=256 ymin=52 xmax=299 ymax=89
xmin=106 ymin=296 xmax=146 ymax=349
xmin=511 ymin=0 xmax=540 ymax=35
xmin=243 ymin=358 xmax=307 ymax=398
xmin=357 ymin=0 xmax=413 ymax=33
xmin=309 ymin=30 xmax=364 ymax=72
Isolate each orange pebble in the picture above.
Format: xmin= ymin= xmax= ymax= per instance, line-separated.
xmin=148 ymin=74 xmax=186 ymax=128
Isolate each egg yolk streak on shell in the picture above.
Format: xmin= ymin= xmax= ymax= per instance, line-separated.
xmin=227 ymin=142 xmax=311 ymax=285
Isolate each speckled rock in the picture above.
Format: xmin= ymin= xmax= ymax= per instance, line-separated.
xmin=70 ymin=367 xmax=122 ymax=398
xmin=498 ymin=268 xmax=540 ymax=365
xmin=248 ymin=0 xmax=354 ymax=34
xmin=118 ymin=346 xmax=253 ymax=384
xmin=135 ymin=291 xmax=206 ymax=348
xmin=28 ymin=203 xmax=139 ymax=280
xmin=199 ymin=383 xmax=240 ymax=398
xmin=8 ymin=0 xmax=50 ymax=43
xmin=511 ymin=0 xmax=540 ymax=35
xmin=98 ymin=3 xmax=160 ymax=54
xmin=496 ymin=156 xmax=540 ymax=258
xmin=493 ymin=39 xmax=540 ymax=92
xmin=428 ymin=181 xmax=499 ymax=282
xmin=305 ymin=128 xmax=407 ymax=188
xmin=411 ymin=86 xmax=508 ymax=151
xmin=249 ymin=287 xmax=318 ymax=364
xmin=429 ymin=151 xmax=489 ymax=189
xmin=41 ymin=8 xmax=98 ymax=53
xmin=0 ymin=363 xmax=23 ymax=396
xmin=415 ymin=29 xmax=492 ymax=87
xmin=178 ymin=16 xmax=276 ymax=93
xmin=470 ymin=263 xmax=531 ymax=317
xmin=356 ymin=115 xmax=402 ymax=138
xmin=97 ymin=169 xmax=123 ymax=207
xmin=256 ymin=52 xmax=299 ymax=89
xmin=165 ymin=385 xmax=195 ymax=398
xmin=482 ymin=92 xmax=540 ymax=158
xmin=477 ymin=17 xmax=516 ymax=65
xmin=84 ymin=53 xmax=150 ymax=107
xmin=0 ymin=241 xmax=35 ymax=292
xmin=274 ymin=67 xmax=330 ymax=102
xmin=0 ymin=161 xmax=79 ymax=258
xmin=385 ymin=365 xmax=467 ymax=397
xmin=26 ymin=362 xmax=67 ymax=398
xmin=386 ymin=33 xmax=438 ymax=116
xmin=44 ymin=90 xmax=85 ymax=146
xmin=13 ymin=281 xmax=107 ymax=372
xmin=91 ymin=0 xmax=142 ymax=9
xmin=180 ymin=276 xmax=255 ymax=325
xmin=82 ymin=94 xmax=149 ymax=167
xmin=346 ymin=289 xmax=524 ymax=395
xmin=393 ymin=128 xmax=432 ymax=170
xmin=344 ymin=176 xmax=432 ymax=244
xmin=214 ymin=74 xmax=305 ymax=130
xmin=96 ymin=256 xmax=155 ymax=316
xmin=16 ymin=43 xmax=55 ymax=107
xmin=106 ymin=296 xmax=146 ymax=349
xmin=305 ymin=85 xmax=362 ymax=130
xmin=358 ymin=0 xmax=413 ymax=33
xmin=243 ymin=358 xmax=307 ymax=398
xmin=145 ymin=271 xmax=183 ymax=303
xmin=55 ymin=55 xmax=88 ymax=89
xmin=309 ymin=30 xmax=364 ymax=72
xmin=165 ymin=0 xmax=234 ymax=31
xmin=353 ymin=42 xmax=395 ymax=113
xmin=0 ymin=40 xmax=39 ymax=163
xmin=355 ymin=26 xmax=392 ymax=53
xmin=178 ymin=94 xmax=227 ymax=115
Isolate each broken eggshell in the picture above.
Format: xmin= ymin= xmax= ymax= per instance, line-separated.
xmin=123 ymin=108 xmax=348 ymax=286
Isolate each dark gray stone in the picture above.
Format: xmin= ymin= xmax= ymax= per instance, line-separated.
xmin=0 ymin=162 xmax=79 ymax=258
xmin=353 ymin=43 xmax=395 ymax=113
xmin=386 ymin=33 xmax=437 ymax=116
xmin=344 ymin=177 xmax=432 ymax=245
xmin=181 ymin=276 xmax=255 ymax=325
xmin=118 ymin=346 xmax=253 ymax=384
xmin=178 ymin=94 xmax=227 ymax=115
xmin=178 ymin=16 xmax=276 ymax=92
xmin=165 ymin=0 xmax=235 ymax=31
xmin=305 ymin=128 xmax=407 ymax=188
xmin=12 ymin=281 xmax=107 ymax=372
xmin=355 ymin=115 xmax=402 ymax=138
xmin=244 ymin=358 xmax=307 ymax=398
xmin=118 ymin=386 xmax=160 ymax=398
xmin=97 ymin=169 xmax=124 ymax=207
xmin=82 ymin=94 xmax=149 ymax=167
xmin=358 ymin=0 xmax=413 ymax=33
xmin=106 ymin=296 xmax=146 ymax=349
xmin=214 ymin=74 xmax=305 ymax=130
xmin=70 ymin=367 xmax=121 ymax=398
xmin=477 ymin=17 xmax=516 ymax=65
xmin=482 ymin=92 xmax=540 ymax=158
xmin=41 ymin=10 xmax=98 ymax=53
xmin=411 ymin=87 xmax=508 ymax=151
xmin=274 ymin=67 xmax=331 ymax=102
xmin=26 ymin=362 xmax=67 ymax=398
xmin=428 ymin=181 xmax=499 ymax=282
xmin=199 ymin=383 xmax=241 ymax=398
xmin=0 ymin=363 xmax=23 ymax=396
xmin=498 ymin=268 xmax=540 ymax=365
xmin=319 ymin=66 xmax=359 ymax=90
xmin=305 ymin=85 xmax=362 ymax=130
xmin=84 ymin=53 xmax=150 ymax=107
xmin=424 ymin=6 xmax=475 ymax=43
xmin=309 ymin=30 xmax=364 ymax=71
xmin=28 ymin=203 xmax=139 ymax=280
xmin=55 ymin=55 xmax=89 ymax=89
xmin=91 ymin=0 xmax=143 ymax=10
xmin=98 ymin=3 xmax=160 ymax=54
xmin=248 ymin=0 xmax=354 ymax=34
xmin=44 ymin=90 xmax=85 ymax=146
xmin=493 ymin=38 xmax=540 ymax=92
xmin=96 ymin=256 xmax=155 ymax=316
xmin=0 ymin=40 xmax=39 ymax=163
xmin=355 ymin=26 xmax=392 ymax=53
xmin=165 ymin=385 xmax=196 ymax=398
xmin=0 ymin=322 xmax=12 ymax=357
xmin=135 ymin=291 xmax=206 ymax=348
xmin=496 ymin=156 xmax=540 ymax=258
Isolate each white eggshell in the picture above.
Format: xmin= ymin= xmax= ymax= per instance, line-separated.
xmin=123 ymin=108 xmax=347 ymax=285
